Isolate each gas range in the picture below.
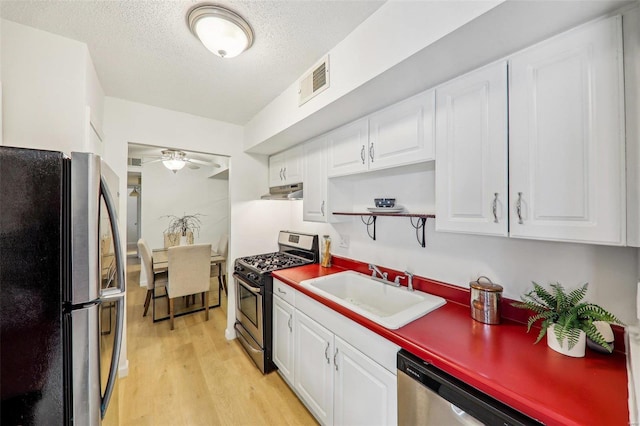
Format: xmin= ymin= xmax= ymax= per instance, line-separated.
xmin=234 ymin=231 xmax=319 ymax=286
xmin=233 ymin=231 xmax=319 ymax=374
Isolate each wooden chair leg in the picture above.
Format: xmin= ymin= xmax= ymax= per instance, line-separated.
xmin=169 ymin=298 xmax=175 ymax=330
xmin=201 ymin=292 xmax=205 ymax=307
xmin=143 ymin=289 xmax=152 ymax=317
xmin=204 ymin=292 xmax=210 ymax=321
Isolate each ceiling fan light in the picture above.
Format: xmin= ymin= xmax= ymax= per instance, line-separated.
xmin=163 ymin=159 xmax=186 ymax=173
xmin=188 ymin=5 xmax=254 ymax=59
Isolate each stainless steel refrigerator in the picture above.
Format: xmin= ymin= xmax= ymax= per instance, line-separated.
xmin=0 ymin=146 xmax=126 ymax=425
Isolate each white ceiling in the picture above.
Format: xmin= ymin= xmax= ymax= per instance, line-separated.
xmin=0 ymin=0 xmax=385 ymax=125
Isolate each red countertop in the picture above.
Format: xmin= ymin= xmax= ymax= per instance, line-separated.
xmin=272 ymin=259 xmax=629 ymax=426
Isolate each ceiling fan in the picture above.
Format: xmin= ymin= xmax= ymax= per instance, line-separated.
xmin=144 ymin=149 xmax=221 ymax=173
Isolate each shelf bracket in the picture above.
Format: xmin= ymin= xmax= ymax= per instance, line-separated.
xmin=360 ymin=215 xmax=377 ymax=241
xmin=410 ymin=217 xmax=428 ymax=247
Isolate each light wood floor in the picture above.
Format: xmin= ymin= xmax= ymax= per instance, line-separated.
xmin=120 ymin=259 xmax=317 ymax=426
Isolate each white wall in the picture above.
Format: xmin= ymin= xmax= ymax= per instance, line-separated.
xmin=243 ymin=1 xmax=503 ymax=151
xmin=102 ymin=97 xmax=275 ymax=342
xmin=140 ymin=161 xmax=229 ymax=250
xmin=1 ymin=19 xmax=86 ymax=154
xmin=281 ymin=169 xmax=639 ymax=325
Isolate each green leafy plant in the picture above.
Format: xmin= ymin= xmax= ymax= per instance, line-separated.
xmin=163 ymin=213 xmax=203 ymax=240
xmin=512 ymin=282 xmax=623 ymax=352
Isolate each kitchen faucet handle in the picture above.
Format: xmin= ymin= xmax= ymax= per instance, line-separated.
xmin=404 ymin=271 xmax=414 ymax=291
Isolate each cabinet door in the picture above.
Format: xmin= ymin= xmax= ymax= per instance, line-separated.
xmin=327 ymin=118 xmax=369 ymax=177
xmin=368 ymin=89 xmax=435 ymax=171
xmin=283 ymin=145 xmax=303 ymax=185
xmin=273 ymin=296 xmax=295 ymax=385
xmin=269 ymin=152 xmax=286 ymax=187
xmin=435 ymin=61 xmax=508 ymax=236
xmin=294 ymin=311 xmax=334 ymax=425
xmin=303 ymin=137 xmax=328 ymax=222
xmin=333 ymin=337 xmax=397 ymax=426
xmin=509 ymin=16 xmax=625 ymax=245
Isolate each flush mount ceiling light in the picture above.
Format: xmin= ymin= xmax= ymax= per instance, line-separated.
xmin=187 ymin=5 xmax=254 ymax=59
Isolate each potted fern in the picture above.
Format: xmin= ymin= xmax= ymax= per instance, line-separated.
xmin=512 ymin=282 xmax=623 ymax=357
xmin=163 ymin=213 xmax=202 ymax=245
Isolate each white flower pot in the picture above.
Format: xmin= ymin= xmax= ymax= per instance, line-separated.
xmin=180 ymin=235 xmax=188 ymax=246
xmin=547 ymin=324 xmax=586 ymax=358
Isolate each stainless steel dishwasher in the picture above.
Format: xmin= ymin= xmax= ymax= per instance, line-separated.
xmin=397 ymin=350 xmax=544 ymax=425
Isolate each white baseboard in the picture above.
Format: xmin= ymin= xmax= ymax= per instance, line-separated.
xmin=225 ymin=327 xmax=237 ymax=340
xmin=118 ymin=359 xmax=129 ymax=378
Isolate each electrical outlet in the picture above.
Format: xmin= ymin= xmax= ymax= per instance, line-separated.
xmin=338 ymin=234 xmax=350 ymax=249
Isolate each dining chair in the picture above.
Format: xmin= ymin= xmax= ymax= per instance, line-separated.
xmin=138 ymin=238 xmax=168 ymax=317
xmin=211 ymin=234 xmax=228 ymax=295
xmin=163 ymin=231 xmax=194 ymax=248
xmin=166 ymin=244 xmax=212 ymax=330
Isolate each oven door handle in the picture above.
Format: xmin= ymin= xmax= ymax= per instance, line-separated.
xmin=239 ymin=281 xmax=262 ymax=295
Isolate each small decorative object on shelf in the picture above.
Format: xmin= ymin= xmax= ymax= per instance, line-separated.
xmin=321 ymin=235 xmax=331 ymax=267
xmin=511 ymin=282 xmax=623 ymax=357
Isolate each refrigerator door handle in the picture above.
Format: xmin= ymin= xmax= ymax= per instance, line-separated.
xmin=100 ymin=294 xmax=124 ymax=419
xmin=100 ymin=176 xmax=125 ymax=295
xmin=98 ymin=176 xmax=126 ymax=419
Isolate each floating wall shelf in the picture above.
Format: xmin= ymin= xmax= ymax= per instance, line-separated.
xmin=332 ymin=212 xmax=435 ymax=247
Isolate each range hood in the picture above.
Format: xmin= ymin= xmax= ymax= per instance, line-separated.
xmin=261 ymin=182 xmax=303 ymax=200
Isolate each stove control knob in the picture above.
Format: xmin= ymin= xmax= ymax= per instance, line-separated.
xmin=234 ymin=265 xmax=243 ymax=272
xmin=248 ymin=273 xmax=258 ymax=281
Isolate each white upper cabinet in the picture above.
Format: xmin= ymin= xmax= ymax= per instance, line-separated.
xmin=435 ymin=61 xmax=508 ymax=236
xmin=303 ymin=136 xmax=328 ymax=222
xmin=368 ymin=89 xmax=435 ymax=171
xmin=509 ymin=16 xmax=625 ymax=245
xmin=326 ymin=118 xmax=369 ymax=177
xmin=269 ymin=145 xmax=303 ymax=187
xmin=327 ymin=89 xmax=435 ymax=178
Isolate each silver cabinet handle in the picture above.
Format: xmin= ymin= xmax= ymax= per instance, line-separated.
xmin=369 ymin=142 xmax=375 ymax=162
xmin=492 ymin=193 xmax=499 ymax=223
xmin=277 ymin=288 xmax=287 ymax=295
xmin=283 ymin=167 xmax=287 ymax=181
xmin=321 ymin=200 xmax=325 ymax=216
xmin=334 ymin=347 xmax=339 ymax=371
xmin=288 ymin=315 xmax=292 ymax=332
xmin=516 ymin=192 xmax=524 ymax=224
xmin=360 ymin=145 xmax=365 ymax=164
xmin=324 ymin=342 xmax=330 ymax=364
xmin=279 ymin=168 xmax=284 ymax=180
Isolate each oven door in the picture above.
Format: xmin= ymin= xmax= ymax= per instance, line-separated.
xmin=234 ymin=275 xmax=264 ymax=346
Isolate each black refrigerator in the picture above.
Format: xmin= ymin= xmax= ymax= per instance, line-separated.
xmin=0 ymin=146 xmax=126 ymax=425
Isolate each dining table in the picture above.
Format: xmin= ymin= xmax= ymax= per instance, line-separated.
xmin=151 ymin=247 xmax=226 ymax=322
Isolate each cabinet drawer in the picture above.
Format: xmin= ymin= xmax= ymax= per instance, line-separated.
xmin=273 ymin=279 xmax=296 ymax=305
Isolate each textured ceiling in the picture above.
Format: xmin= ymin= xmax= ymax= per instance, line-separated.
xmin=0 ymin=0 xmax=385 ymax=125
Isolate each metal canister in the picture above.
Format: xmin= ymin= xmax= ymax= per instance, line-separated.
xmin=470 ymin=276 xmax=503 ymax=325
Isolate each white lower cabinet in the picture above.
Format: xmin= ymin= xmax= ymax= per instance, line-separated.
xmin=273 ymin=295 xmax=295 ymax=385
xmin=294 ymin=311 xmax=335 ymax=425
xmin=273 ymin=279 xmax=398 ymax=426
xmin=333 ymin=336 xmax=397 ymax=426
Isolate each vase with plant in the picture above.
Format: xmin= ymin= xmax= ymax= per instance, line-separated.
xmin=512 ymin=282 xmax=623 ymax=357
xmin=163 ymin=213 xmax=202 ymax=245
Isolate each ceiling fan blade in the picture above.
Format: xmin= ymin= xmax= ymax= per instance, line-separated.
xmin=142 ymin=158 xmax=164 ymax=165
xmin=187 ymin=158 xmax=212 ymax=166
xmin=185 ymin=158 xmax=222 ymax=168
xmin=186 ymin=163 xmax=200 ymax=170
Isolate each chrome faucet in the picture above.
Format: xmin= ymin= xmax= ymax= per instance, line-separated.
xmin=368 ymin=264 xmax=388 ymax=281
xmin=404 ymin=271 xmax=414 ymax=291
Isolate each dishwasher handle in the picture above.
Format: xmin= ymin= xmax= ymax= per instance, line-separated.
xmin=397 ymin=350 xmax=543 ymax=426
